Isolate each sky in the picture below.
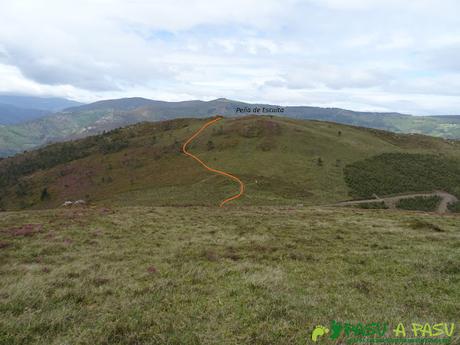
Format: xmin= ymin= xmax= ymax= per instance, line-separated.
xmin=1 ymin=0 xmax=460 ymax=115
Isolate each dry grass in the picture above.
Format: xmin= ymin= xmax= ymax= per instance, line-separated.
xmin=0 ymin=206 xmax=459 ymax=344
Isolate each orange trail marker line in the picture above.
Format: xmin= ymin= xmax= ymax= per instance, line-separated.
xmin=182 ymin=116 xmax=245 ymax=207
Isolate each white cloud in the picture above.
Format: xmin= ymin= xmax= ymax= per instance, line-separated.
xmin=0 ymin=0 xmax=459 ymax=114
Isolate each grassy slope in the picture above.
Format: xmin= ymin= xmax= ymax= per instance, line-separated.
xmin=2 ymin=116 xmax=460 ymax=211
xmin=0 ymin=206 xmax=459 ymax=344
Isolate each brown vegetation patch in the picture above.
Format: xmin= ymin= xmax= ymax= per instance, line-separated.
xmin=99 ymin=208 xmax=114 ymax=215
xmin=236 ymin=119 xmax=282 ymax=138
xmin=407 ymin=219 xmax=444 ymax=232
xmin=353 ymin=280 xmax=372 ymax=295
xmin=56 ymin=161 xmax=102 ymax=199
xmin=4 ymin=224 xmax=43 ymax=237
xmin=223 ymin=247 xmax=241 ymax=261
xmin=147 ymin=266 xmax=158 ymax=274
xmin=0 ymin=241 xmax=11 ymax=249
xmin=92 ymin=277 xmax=110 ymax=286
xmin=202 ymin=249 xmax=219 ymax=262
xmin=92 ymin=229 xmax=104 ymax=237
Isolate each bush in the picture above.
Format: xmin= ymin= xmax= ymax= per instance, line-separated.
xmin=396 ymin=196 xmax=442 ymax=212
xmin=100 ymin=138 xmax=129 ymax=154
xmin=40 ymin=188 xmax=50 ymax=201
xmin=448 ymin=201 xmax=460 ymax=213
xmin=344 ymin=153 xmax=460 ymax=198
xmin=15 ymin=182 xmax=29 ymax=197
xmin=407 ymin=219 xmax=443 ymax=232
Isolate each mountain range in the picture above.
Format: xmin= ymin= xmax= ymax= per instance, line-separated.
xmin=0 ymin=95 xmax=83 ymax=125
xmin=0 ymin=96 xmax=460 ymax=157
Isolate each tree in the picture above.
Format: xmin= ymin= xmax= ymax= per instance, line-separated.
xmin=317 ymin=157 xmax=324 ymax=167
xmin=207 ymin=140 xmax=215 ymax=151
xmin=15 ymin=182 xmax=28 ymax=197
xmin=40 ymin=188 xmax=50 ymax=201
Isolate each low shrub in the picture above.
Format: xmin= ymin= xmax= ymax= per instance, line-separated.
xmin=396 ymin=196 xmax=442 ymax=212
xmin=344 ymin=153 xmax=460 ymax=198
xmin=448 ymin=201 xmax=460 ymax=213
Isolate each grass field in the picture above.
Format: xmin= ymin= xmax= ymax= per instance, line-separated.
xmin=1 ymin=205 xmax=459 ymax=344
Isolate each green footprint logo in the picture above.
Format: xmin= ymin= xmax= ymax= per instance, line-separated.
xmin=311 ymin=325 xmax=330 ymax=342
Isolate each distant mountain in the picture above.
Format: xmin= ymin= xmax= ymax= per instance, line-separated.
xmin=64 ymin=97 xmax=161 ymax=112
xmin=0 ymin=103 xmax=49 ymax=125
xmin=0 ymin=95 xmax=83 ymax=112
xmin=0 ymin=97 xmax=459 ymax=157
xmin=431 ymin=115 xmax=460 ymax=121
xmin=0 ymin=95 xmax=84 ymax=126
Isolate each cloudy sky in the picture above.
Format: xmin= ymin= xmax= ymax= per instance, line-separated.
xmin=1 ymin=0 xmax=460 ymax=114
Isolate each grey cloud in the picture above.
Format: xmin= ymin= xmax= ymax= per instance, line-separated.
xmin=2 ymin=44 xmax=174 ymax=91
xmin=427 ymin=45 xmax=460 ymax=72
xmin=0 ymin=0 xmax=460 ymax=113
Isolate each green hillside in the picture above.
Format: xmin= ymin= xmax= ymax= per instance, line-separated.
xmin=1 ymin=98 xmax=460 ymax=157
xmin=1 ymin=115 xmax=460 ymax=211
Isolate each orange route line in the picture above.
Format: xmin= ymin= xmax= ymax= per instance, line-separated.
xmin=182 ymin=116 xmax=245 ymax=207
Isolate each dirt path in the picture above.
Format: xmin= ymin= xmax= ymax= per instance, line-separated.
xmin=335 ymin=191 xmax=458 ymax=214
xmin=182 ymin=116 xmax=245 ymax=207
